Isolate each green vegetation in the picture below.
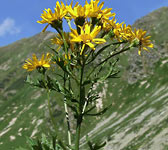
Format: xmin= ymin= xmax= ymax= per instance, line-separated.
xmin=0 ymin=7 xmax=168 ymax=150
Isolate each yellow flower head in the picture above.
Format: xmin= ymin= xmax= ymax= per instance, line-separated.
xmin=85 ymin=0 xmax=115 ymax=22
xmin=51 ymin=32 xmax=74 ymax=51
xmin=61 ymin=1 xmax=79 ymax=19
xmin=120 ymin=24 xmax=133 ymax=41
xmin=70 ymin=23 xmax=106 ymax=55
xmin=113 ymin=23 xmax=133 ymax=42
xmin=68 ymin=4 xmax=89 ymax=21
xmin=132 ymin=29 xmax=154 ymax=55
xmin=98 ymin=8 xmax=115 ymax=23
xmin=113 ymin=22 xmax=124 ymax=41
xmin=85 ymin=0 xmax=104 ymax=18
xmin=37 ymin=1 xmax=66 ymax=31
xmin=22 ymin=53 xmax=51 ymax=71
xmin=102 ymin=17 xmax=116 ymax=32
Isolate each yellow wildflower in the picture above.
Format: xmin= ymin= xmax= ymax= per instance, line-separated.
xmin=102 ymin=17 xmax=116 ymax=32
xmin=120 ymin=24 xmax=133 ymax=41
xmin=131 ymin=29 xmax=154 ymax=55
xmin=85 ymin=0 xmax=104 ymax=18
xmin=51 ymin=32 xmax=74 ymax=51
xmin=51 ymin=36 xmax=63 ymax=51
xmin=113 ymin=22 xmax=124 ymax=41
xmin=23 ymin=53 xmax=51 ymax=71
xmin=37 ymin=1 xmax=66 ymax=31
xmin=70 ymin=24 xmax=106 ymax=55
xmin=68 ymin=4 xmax=89 ymax=21
xmin=61 ymin=1 xmax=79 ymax=19
xmin=112 ymin=23 xmax=133 ymax=42
xmin=85 ymin=0 xmax=115 ymax=22
xmin=98 ymin=8 xmax=115 ymax=23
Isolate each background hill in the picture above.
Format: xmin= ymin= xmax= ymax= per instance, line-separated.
xmin=0 ymin=7 xmax=168 ymax=150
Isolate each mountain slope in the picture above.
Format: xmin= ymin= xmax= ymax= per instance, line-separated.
xmin=0 ymin=7 xmax=168 ymax=150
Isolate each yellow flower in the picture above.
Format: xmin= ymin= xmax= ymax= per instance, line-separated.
xmin=37 ymin=1 xmax=66 ymax=31
xmin=113 ymin=23 xmax=133 ymax=42
xmin=70 ymin=24 xmax=106 ymax=55
xmin=113 ymin=22 xmax=124 ymax=41
xmin=61 ymin=1 xmax=79 ymax=19
xmin=51 ymin=36 xmax=63 ymax=51
xmin=23 ymin=53 xmax=51 ymax=71
xmin=68 ymin=4 xmax=89 ymax=20
xmin=85 ymin=0 xmax=104 ymax=18
xmin=119 ymin=24 xmax=133 ymax=41
xmin=98 ymin=8 xmax=115 ymax=22
xmin=102 ymin=17 xmax=116 ymax=32
xmin=51 ymin=32 xmax=74 ymax=51
xmin=131 ymin=29 xmax=154 ymax=55
xmin=85 ymin=0 xmax=115 ymax=21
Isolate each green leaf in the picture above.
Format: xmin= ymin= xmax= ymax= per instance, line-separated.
xmin=86 ymin=105 xmax=112 ymax=116
xmin=93 ymin=141 xmax=106 ymax=150
xmin=84 ymin=106 xmax=96 ymax=115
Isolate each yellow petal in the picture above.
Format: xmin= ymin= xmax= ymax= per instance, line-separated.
xmin=42 ymin=24 xmax=49 ymax=32
xmin=148 ymin=43 xmax=154 ymax=48
xmin=93 ymin=38 xmax=106 ymax=44
xmin=138 ymin=49 xmax=141 ymax=55
xmin=86 ymin=42 xmax=95 ymax=50
xmin=43 ymin=64 xmax=50 ymax=68
xmin=80 ymin=44 xmax=86 ymax=55
xmin=90 ymin=26 xmax=101 ymax=38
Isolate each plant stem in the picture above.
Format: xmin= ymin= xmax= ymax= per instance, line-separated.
xmin=64 ymin=97 xmax=72 ymax=148
xmin=63 ymin=73 xmax=72 ymax=148
xmin=75 ymin=57 xmax=85 ymax=150
xmin=97 ymin=47 xmax=130 ymax=66
xmin=86 ymin=47 xmax=130 ymax=79
xmin=75 ymin=116 xmax=82 ymax=150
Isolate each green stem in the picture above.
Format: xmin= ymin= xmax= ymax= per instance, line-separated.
xmin=61 ymin=30 xmax=68 ymax=54
xmin=47 ymin=90 xmax=58 ymax=133
xmin=75 ymin=56 xmax=85 ymax=150
xmin=63 ymin=73 xmax=72 ymax=148
xmin=98 ymin=47 xmax=130 ymax=66
xmin=86 ymin=47 xmax=130 ymax=79
xmin=75 ymin=117 xmax=82 ymax=150
xmin=64 ymin=97 xmax=72 ymax=148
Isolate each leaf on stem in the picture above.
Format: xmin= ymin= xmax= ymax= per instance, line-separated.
xmin=85 ymin=104 xmax=112 ymax=116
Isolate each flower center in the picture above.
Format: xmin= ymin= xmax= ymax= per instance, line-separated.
xmin=81 ymin=34 xmax=92 ymax=43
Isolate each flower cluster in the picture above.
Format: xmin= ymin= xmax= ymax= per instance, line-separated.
xmin=22 ymin=2 xmax=155 ymax=150
xmin=23 ymin=0 xmax=153 ymax=72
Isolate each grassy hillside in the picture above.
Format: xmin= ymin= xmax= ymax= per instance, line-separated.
xmin=0 ymin=7 xmax=168 ymax=150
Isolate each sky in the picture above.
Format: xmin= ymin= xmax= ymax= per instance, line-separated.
xmin=0 ymin=0 xmax=168 ymax=47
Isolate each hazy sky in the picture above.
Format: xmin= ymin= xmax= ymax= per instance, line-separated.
xmin=0 ymin=0 xmax=167 ymax=47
